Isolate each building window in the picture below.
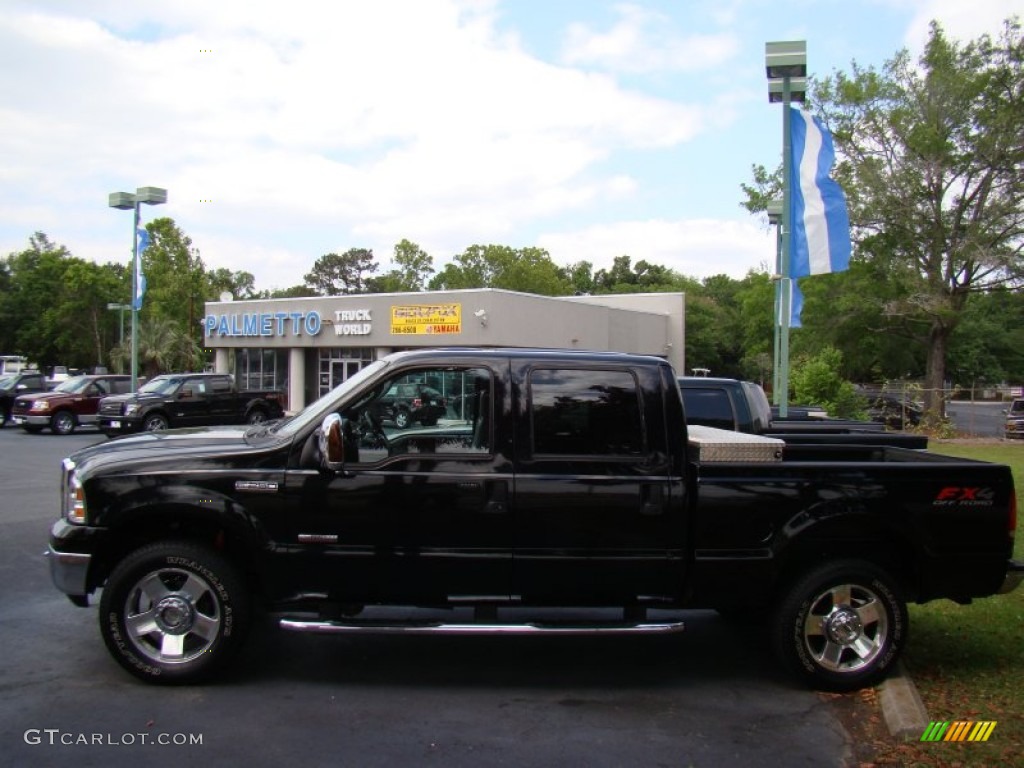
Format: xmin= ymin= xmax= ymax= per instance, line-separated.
xmin=319 ymin=348 xmax=374 ymax=397
xmin=234 ymin=349 xmax=289 ymax=395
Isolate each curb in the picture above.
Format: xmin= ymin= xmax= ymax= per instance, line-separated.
xmin=878 ymin=662 xmax=929 ymax=739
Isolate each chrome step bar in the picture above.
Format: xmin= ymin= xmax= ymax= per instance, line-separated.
xmin=279 ymin=619 xmax=685 ymax=637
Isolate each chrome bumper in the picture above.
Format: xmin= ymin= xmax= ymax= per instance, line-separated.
xmin=45 ymin=545 xmax=91 ymax=602
xmin=999 ymin=560 xmax=1024 ymax=594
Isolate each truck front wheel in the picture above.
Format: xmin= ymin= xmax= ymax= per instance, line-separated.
xmin=99 ymin=541 xmax=250 ymax=684
xmin=773 ymin=560 xmax=906 ymax=691
xmin=51 ymin=410 xmax=76 ymax=435
xmin=143 ymin=413 xmax=169 ymax=431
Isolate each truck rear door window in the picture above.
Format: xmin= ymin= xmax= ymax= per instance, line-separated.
xmin=529 ymin=368 xmax=644 ymax=456
xmin=681 ymin=388 xmax=735 ymax=430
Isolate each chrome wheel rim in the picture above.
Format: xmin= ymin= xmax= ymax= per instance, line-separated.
xmin=122 ymin=567 xmax=222 ymax=664
xmin=802 ymin=582 xmax=888 ymax=673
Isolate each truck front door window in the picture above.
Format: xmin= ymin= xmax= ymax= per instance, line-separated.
xmin=345 ymin=366 xmax=492 ymax=463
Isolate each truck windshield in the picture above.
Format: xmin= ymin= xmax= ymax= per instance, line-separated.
xmin=273 ymin=360 xmax=388 ymax=438
xmin=54 ymin=376 xmax=92 ymax=393
xmin=138 ymin=377 xmax=183 ymax=395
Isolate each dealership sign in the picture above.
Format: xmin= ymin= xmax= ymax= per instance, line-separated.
xmin=390 ymin=303 xmax=461 ymax=335
xmin=204 ymin=311 xmax=323 ymax=338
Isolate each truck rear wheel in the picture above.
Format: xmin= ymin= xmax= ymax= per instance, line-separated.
xmin=773 ymin=559 xmax=906 ymax=691
xmin=99 ymin=541 xmax=250 ymax=684
xmin=246 ymin=408 xmax=267 ymax=425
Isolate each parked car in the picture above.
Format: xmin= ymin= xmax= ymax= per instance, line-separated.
xmin=11 ymin=374 xmax=131 ymax=434
xmin=371 ymin=380 xmax=446 ymax=428
xmin=0 ymin=370 xmax=50 ymax=426
xmin=864 ymin=392 xmax=923 ymax=430
xmin=96 ymin=372 xmax=285 ymax=435
xmin=1004 ymin=398 xmax=1024 ymax=439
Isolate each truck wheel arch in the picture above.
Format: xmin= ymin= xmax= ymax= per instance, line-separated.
xmin=90 ymin=497 xmax=265 ymax=596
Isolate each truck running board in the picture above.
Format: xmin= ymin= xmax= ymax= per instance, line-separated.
xmin=279 ymin=619 xmax=685 ymax=637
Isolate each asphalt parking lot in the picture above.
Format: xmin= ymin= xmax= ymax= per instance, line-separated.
xmin=0 ymin=425 xmax=857 ymax=767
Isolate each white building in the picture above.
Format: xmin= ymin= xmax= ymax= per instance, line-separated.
xmin=203 ymin=288 xmax=685 ymax=412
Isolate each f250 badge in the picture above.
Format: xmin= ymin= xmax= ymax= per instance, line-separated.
xmin=234 ymin=480 xmax=280 ymax=493
xmin=934 ymin=487 xmax=995 ymax=507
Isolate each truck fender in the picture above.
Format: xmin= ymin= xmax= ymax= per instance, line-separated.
xmin=92 ymin=485 xmax=266 ymax=585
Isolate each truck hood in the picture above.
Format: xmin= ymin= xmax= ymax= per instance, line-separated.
xmin=101 ymin=392 xmax=166 ymax=406
xmin=69 ymin=425 xmax=289 ymax=478
xmin=15 ymin=391 xmax=68 ymax=403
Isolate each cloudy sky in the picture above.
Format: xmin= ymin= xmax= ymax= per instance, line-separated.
xmin=2 ymin=0 xmax=1021 ymax=293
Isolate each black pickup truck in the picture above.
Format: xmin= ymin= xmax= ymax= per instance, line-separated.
xmin=96 ymin=372 xmax=285 ymax=436
xmin=678 ymin=376 xmax=929 ymax=449
xmin=47 ymin=349 xmax=1021 ymax=690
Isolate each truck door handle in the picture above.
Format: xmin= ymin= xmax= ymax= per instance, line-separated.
xmin=483 ymin=480 xmax=508 ymax=515
xmin=456 ymin=480 xmax=507 ymax=514
xmin=641 ymin=483 xmax=665 ymax=515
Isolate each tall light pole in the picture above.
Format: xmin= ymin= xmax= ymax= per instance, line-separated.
xmin=767 ymin=199 xmax=783 ymax=404
xmin=108 ymin=186 xmax=167 ymax=392
xmin=106 ymin=302 xmax=131 ymax=348
xmin=765 ymin=41 xmax=806 ymax=418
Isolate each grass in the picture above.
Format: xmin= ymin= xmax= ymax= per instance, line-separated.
xmin=866 ymin=441 xmax=1024 ymax=767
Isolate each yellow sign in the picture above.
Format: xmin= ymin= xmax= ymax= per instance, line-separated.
xmin=390 ymin=303 xmax=462 ymax=335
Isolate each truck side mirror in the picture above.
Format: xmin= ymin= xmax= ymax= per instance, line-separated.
xmin=319 ymin=413 xmax=346 ymax=472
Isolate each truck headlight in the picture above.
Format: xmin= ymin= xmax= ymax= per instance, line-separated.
xmin=124 ymin=403 xmax=141 ymax=416
xmin=30 ymin=400 xmax=51 ymax=412
xmin=61 ymin=458 xmax=86 ymax=524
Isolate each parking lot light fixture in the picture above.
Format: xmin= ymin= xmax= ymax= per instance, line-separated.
xmin=107 ymin=187 xmax=167 ymax=392
xmin=765 ymin=41 xmax=807 ymax=418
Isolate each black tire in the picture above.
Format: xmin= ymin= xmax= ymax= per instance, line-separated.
xmin=773 ymin=559 xmax=907 ymax=691
xmin=99 ymin=541 xmax=250 ymax=684
xmin=246 ymin=408 xmax=267 ymax=425
xmin=143 ymin=412 xmax=169 ymax=431
xmin=394 ymin=408 xmax=410 ymax=429
xmin=0 ymin=405 xmax=8 ymax=427
xmin=51 ymin=410 xmax=76 ymax=435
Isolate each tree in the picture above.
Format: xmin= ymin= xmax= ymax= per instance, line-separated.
xmin=0 ymin=233 xmax=124 ymax=370
xmin=429 ymin=245 xmax=571 ymax=295
xmin=110 ymin=316 xmax=203 ymax=379
xmin=744 ymin=19 xmax=1024 ymax=416
xmin=790 ymin=346 xmax=865 ymax=419
xmin=139 ymin=218 xmax=210 ymax=371
xmin=367 ymin=239 xmax=434 ymax=293
xmin=304 ymin=249 xmax=377 ymax=295
xmin=208 ymin=268 xmax=257 ymax=300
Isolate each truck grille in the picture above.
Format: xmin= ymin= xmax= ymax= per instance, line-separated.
xmin=98 ymin=401 xmax=123 ymax=416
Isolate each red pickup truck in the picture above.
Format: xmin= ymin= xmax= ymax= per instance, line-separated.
xmin=12 ymin=374 xmax=131 ymax=434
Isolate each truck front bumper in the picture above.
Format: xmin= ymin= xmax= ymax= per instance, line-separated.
xmin=1000 ymin=560 xmax=1024 ymax=594
xmin=46 ymin=518 xmax=104 ymax=606
xmin=44 ymin=546 xmax=92 ymax=606
xmin=97 ymin=417 xmax=142 ymax=435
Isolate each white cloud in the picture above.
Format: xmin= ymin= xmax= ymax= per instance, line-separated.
xmin=902 ymin=0 xmax=1024 ymax=51
xmin=562 ymin=3 xmax=739 ymax=73
xmin=537 ymin=217 xmax=774 ymax=280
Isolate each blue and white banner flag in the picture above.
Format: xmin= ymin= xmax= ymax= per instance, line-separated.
xmin=789 ymin=280 xmax=803 ymax=329
xmin=789 ymin=107 xmax=851 ymax=278
xmin=134 ymin=228 xmax=149 ymax=310
xmin=777 ymin=279 xmax=803 ymax=329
